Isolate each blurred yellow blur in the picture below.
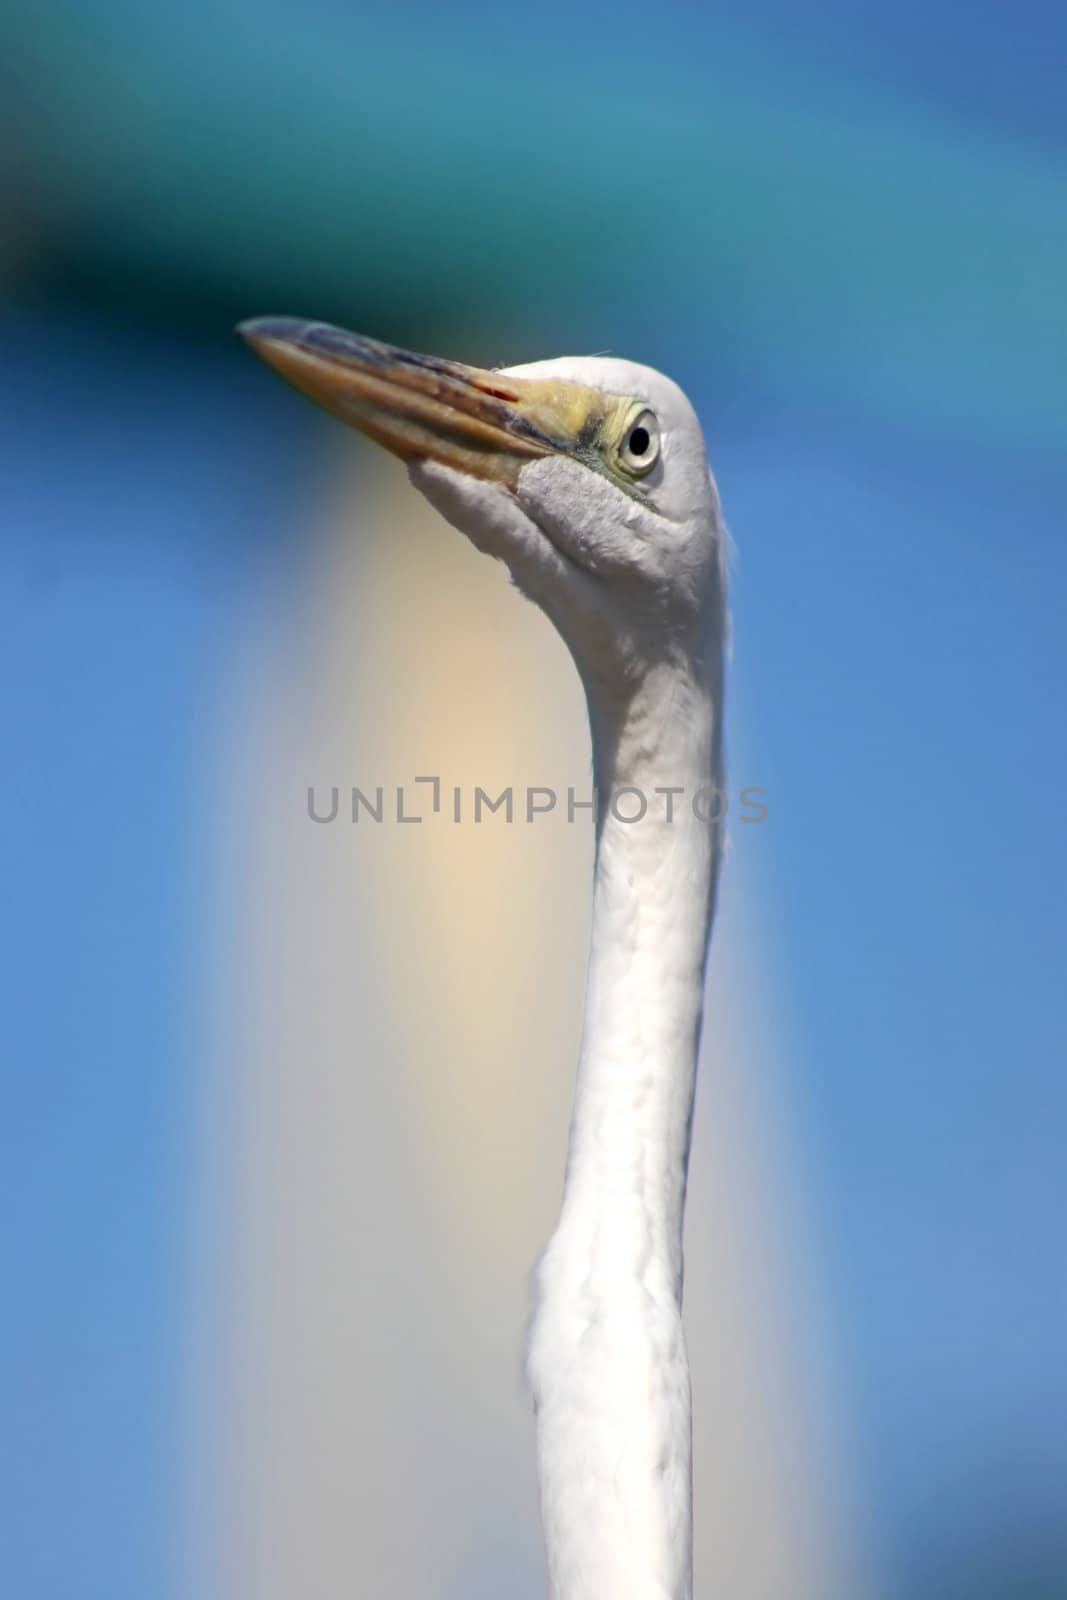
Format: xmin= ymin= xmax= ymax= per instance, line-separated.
xmin=189 ymin=451 xmax=868 ymax=1598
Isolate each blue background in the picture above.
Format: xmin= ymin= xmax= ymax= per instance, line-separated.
xmin=3 ymin=2 xmax=1065 ymax=1595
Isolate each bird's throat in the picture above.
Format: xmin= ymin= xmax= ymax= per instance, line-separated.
xmin=569 ymin=659 xmax=722 ymax=1292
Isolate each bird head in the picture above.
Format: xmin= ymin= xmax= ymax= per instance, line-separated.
xmin=239 ymin=320 xmax=725 ymax=697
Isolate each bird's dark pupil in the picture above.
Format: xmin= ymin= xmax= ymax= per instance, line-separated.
xmin=629 ymin=426 xmax=650 ymax=456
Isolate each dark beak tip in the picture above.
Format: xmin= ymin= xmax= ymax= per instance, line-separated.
xmin=236 ymin=316 xmax=302 ymax=352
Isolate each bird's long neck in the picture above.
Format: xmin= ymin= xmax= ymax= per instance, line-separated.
xmin=571 ymin=658 xmax=720 ymax=1288
xmin=529 ymin=649 xmax=723 ymax=1600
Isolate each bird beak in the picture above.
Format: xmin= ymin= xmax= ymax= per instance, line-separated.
xmin=238 ymin=317 xmax=605 ymax=487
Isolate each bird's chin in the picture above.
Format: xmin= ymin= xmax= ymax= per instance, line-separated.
xmin=408 ymin=459 xmax=646 ymax=699
xmin=407 ymin=459 xmax=592 ymax=597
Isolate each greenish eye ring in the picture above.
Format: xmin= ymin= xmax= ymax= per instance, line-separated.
xmin=618 ymin=410 xmax=660 ymax=475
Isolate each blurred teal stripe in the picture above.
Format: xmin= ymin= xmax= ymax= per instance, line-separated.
xmin=8 ymin=2 xmax=1067 ymax=448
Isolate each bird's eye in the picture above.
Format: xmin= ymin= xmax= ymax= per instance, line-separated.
xmin=618 ymin=410 xmax=660 ymax=476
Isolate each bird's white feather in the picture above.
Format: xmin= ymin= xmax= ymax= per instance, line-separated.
xmin=413 ymin=355 xmax=726 ymax=1600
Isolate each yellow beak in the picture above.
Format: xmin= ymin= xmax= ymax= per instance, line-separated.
xmin=238 ymin=318 xmax=605 ymax=488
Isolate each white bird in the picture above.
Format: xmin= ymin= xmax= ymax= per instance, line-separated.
xmin=240 ymin=319 xmax=728 ymax=1600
